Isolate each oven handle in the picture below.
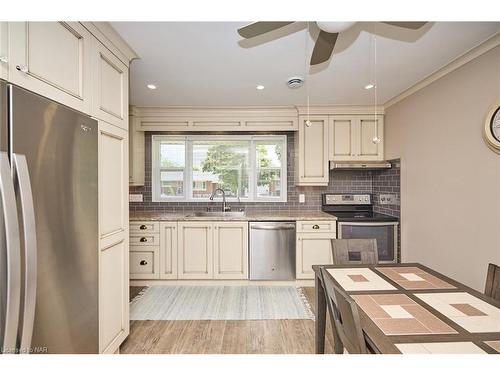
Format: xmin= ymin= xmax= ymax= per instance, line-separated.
xmin=337 ymin=221 xmax=399 ymax=226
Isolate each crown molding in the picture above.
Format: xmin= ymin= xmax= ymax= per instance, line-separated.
xmin=130 ymin=105 xmax=384 ymax=118
xmin=81 ymin=22 xmax=139 ymax=64
xmin=384 ymin=32 xmax=500 ymax=108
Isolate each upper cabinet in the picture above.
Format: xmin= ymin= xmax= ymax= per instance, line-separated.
xmin=91 ymin=38 xmax=129 ymax=130
xmin=296 ymin=115 xmax=329 ymax=186
xmin=8 ymin=22 xmax=92 ymax=113
xmin=329 ymin=115 xmax=384 ymax=161
xmin=0 ymin=22 xmax=7 ymax=80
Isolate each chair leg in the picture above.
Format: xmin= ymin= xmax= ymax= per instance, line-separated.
xmin=326 ymin=305 xmax=344 ymax=354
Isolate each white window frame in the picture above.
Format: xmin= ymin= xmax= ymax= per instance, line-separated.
xmin=152 ymin=134 xmax=287 ymax=203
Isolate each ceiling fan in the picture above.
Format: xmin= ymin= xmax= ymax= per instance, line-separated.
xmin=237 ymin=21 xmax=427 ymax=65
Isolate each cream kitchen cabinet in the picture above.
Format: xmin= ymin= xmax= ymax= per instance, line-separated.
xmin=296 ymin=221 xmax=336 ymax=279
xmin=129 ymin=115 xmax=145 ymax=186
xmin=91 ymin=38 xmax=129 ymax=130
xmin=0 ymin=22 xmax=7 ymax=80
xmin=329 ymin=115 xmax=384 ymax=161
xmin=177 ymin=222 xmax=214 ymax=279
xmin=213 ymin=222 xmax=248 ymax=279
xmin=159 ymin=222 xmax=178 ymax=279
xmin=98 ymin=120 xmax=129 ymax=354
xmin=296 ymin=115 xmax=329 ymax=186
xmin=8 ymin=22 xmax=92 ymax=113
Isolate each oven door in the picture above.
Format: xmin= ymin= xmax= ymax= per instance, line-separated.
xmin=337 ymin=222 xmax=398 ymax=263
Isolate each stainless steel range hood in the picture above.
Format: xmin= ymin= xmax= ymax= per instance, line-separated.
xmin=330 ymin=161 xmax=392 ymax=170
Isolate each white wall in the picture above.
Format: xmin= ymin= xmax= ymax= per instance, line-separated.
xmin=385 ymin=46 xmax=500 ymax=291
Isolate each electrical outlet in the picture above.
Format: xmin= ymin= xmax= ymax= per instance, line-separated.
xmin=129 ymin=194 xmax=143 ymax=202
xmin=378 ymin=194 xmax=398 ymax=205
xmin=299 ymin=194 xmax=305 ymax=203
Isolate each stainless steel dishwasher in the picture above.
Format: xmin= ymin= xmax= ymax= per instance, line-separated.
xmin=249 ymin=222 xmax=296 ymax=280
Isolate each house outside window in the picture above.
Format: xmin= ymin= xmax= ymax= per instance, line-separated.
xmin=152 ymin=135 xmax=287 ymax=202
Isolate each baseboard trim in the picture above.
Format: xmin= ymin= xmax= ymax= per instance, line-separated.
xmin=130 ymin=279 xmax=315 ymax=287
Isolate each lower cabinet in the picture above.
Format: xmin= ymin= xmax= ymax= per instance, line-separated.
xmin=160 ymin=222 xmax=178 ymax=279
xmin=213 ymin=222 xmax=248 ymax=279
xmin=177 ymin=222 xmax=214 ymax=279
xmin=130 ymin=247 xmax=160 ymax=279
xmin=296 ymin=232 xmax=336 ymax=279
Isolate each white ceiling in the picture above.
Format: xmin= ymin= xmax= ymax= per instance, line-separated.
xmin=112 ymin=22 xmax=500 ymax=107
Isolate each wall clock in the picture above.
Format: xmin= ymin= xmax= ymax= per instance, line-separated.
xmin=484 ymin=102 xmax=500 ymax=154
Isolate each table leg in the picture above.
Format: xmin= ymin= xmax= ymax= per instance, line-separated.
xmin=315 ymin=272 xmax=327 ymax=354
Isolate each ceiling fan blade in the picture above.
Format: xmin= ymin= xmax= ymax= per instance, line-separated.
xmin=383 ymin=22 xmax=428 ymax=30
xmin=310 ymin=31 xmax=338 ymax=65
xmin=237 ymin=22 xmax=295 ymax=38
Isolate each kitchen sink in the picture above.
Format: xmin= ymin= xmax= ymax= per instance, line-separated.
xmin=188 ymin=211 xmax=246 ymax=217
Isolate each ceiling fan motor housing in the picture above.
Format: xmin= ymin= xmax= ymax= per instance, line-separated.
xmin=287 ymin=77 xmax=304 ymax=89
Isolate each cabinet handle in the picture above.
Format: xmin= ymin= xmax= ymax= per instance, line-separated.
xmin=139 ymin=260 xmax=148 ymax=266
xmin=0 ymin=56 xmax=8 ymax=64
xmin=16 ymin=65 xmax=28 ymax=73
xmin=139 ymin=237 xmax=147 ymax=242
xmin=312 ymin=224 xmax=320 ymax=229
xmin=139 ymin=225 xmax=147 ymax=230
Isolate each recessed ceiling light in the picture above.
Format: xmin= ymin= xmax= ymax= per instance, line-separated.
xmin=364 ymin=83 xmax=376 ymax=90
xmin=256 ymin=85 xmax=265 ymax=90
xmin=146 ymin=84 xmax=157 ymax=90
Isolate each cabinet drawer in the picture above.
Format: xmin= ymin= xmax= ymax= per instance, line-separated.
xmin=130 ymin=233 xmax=160 ymax=246
xmin=296 ymin=221 xmax=336 ymax=233
xmin=130 ymin=221 xmax=159 ymax=233
xmin=130 ymin=248 xmax=159 ymax=279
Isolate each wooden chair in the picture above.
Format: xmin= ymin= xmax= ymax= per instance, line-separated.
xmin=331 ymin=239 xmax=379 ymax=265
xmin=320 ymin=267 xmax=368 ymax=354
xmin=485 ymin=263 xmax=500 ymax=302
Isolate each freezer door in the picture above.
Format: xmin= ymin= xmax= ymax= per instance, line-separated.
xmin=10 ymin=84 xmax=98 ymax=353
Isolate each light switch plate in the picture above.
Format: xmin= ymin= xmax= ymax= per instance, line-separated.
xmin=129 ymin=194 xmax=143 ymax=202
xmin=299 ymin=194 xmax=305 ymax=203
xmin=378 ymin=194 xmax=398 ymax=205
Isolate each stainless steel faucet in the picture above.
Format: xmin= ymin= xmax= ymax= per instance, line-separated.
xmin=209 ymin=188 xmax=230 ymax=212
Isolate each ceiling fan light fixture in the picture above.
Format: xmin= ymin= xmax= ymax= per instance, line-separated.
xmin=316 ymin=21 xmax=356 ymax=34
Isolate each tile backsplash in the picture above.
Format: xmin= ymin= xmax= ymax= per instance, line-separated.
xmin=130 ymin=132 xmax=400 ymax=216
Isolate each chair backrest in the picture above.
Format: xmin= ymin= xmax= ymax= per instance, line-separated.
xmin=331 ymin=239 xmax=379 ymax=265
xmin=321 ymin=267 xmax=368 ymax=354
xmin=485 ymin=263 xmax=500 ymax=302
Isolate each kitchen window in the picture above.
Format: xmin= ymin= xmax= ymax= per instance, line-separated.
xmin=152 ymin=135 xmax=287 ymax=202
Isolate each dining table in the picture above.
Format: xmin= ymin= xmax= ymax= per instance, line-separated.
xmin=313 ymin=263 xmax=500 ymax=354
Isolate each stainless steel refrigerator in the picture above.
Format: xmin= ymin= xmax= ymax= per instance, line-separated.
xmin=0 ymin=80 xmax=98 ymax=354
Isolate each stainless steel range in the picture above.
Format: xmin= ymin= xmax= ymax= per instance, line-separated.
xmin=322 ymin=194 xmax=399 ymax=263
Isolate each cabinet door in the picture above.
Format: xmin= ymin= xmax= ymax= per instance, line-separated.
xmin=296 ymin=233 xmax=336 ymax=279
xmin=8 ymin=22 xmax=91 ymax=113
xmin=129 ymin=116 xmax=145 ymax=186
xmin=0 ymin=22 xmax=7 ymax=80
xmin=130 ymin=247 xmax=160 ymax=280
xmin=98 ymin=120 xmax=129 ymax=353
xmin=91 ymin=38 xmax=129 ymax=130
xmin=329 ymin=116 xmax=357 ymax=161
xmin=297 ymin=115 xmax=329 ymax=185
xmin=159 ymin=222 xmax=178 ymax=279
xmin=356 ymin=115 xmax=384 ymax=161
xmin=177 ymin=222 xmax=213 ymax=279
xmin=213 ymin=222 xmax=248 ymax=279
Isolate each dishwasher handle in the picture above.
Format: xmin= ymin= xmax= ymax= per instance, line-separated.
xmin=250 ymin=224 xmax=296 ymax=230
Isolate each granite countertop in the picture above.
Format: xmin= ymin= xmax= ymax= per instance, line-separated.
xmin=129 ymin=210 xmax=337 ymax=221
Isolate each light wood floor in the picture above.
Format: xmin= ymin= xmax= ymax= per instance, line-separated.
xmin=121 ymin=286 xmax=335 ymax=354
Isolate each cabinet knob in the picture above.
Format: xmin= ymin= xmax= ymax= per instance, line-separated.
xmin=0 ymin=56 xmax=8 ymax=64
xmin=139 ymin=260 xmax=148 ymax=266
xmin=312 ymin=224 xmax=320 ymax=229
xmin=139 ymin=237 xmax=147 ymax=242
xmin=16 ymin=64 xmax=28 ymax=73
xmin=139 ymin=225 xmax=147 ymax=230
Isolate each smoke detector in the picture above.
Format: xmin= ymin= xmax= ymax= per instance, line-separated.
xmin=287 ymin=77 xmax=304 ymax=89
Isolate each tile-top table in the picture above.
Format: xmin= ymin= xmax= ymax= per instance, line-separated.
xmin=313 ymin=263 xmax=500 ymax=354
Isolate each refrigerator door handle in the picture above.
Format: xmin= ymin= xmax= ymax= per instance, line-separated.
xmin=0 ymin=152 xmax=21 ymax=354
xmin=12 ymin=154 xmax=37 ymax=353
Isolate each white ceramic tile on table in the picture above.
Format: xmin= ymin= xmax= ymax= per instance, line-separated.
xmin=327 ymin=268 xmax=397 ymax=291
xmin=381 ymin=305 xmax=414 ymax=319
xmin=415 ymin=292 xmax=500 ymax=333
xmin=400 ymin=273 xmax=425 ymax=281
xmin=396 ymin=342 xmax=486 ymax=354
